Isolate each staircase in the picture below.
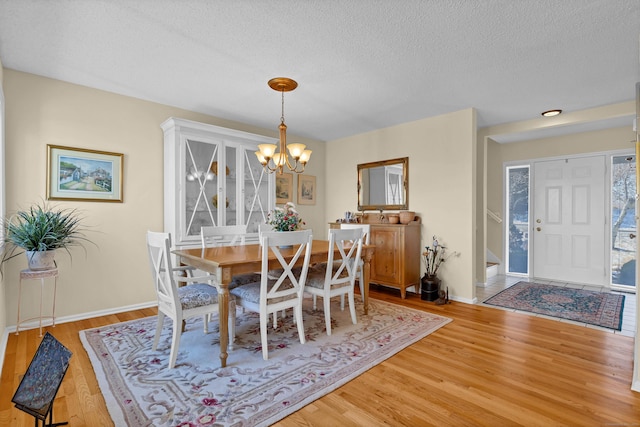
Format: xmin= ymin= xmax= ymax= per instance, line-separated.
xmin=486 ymin=262 xmax=499 ymax=278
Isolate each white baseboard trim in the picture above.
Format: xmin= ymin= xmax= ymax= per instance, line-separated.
xmin=0 ymin=301 xmax=158 ymax=372
xmin=5 ymin=300 xmax=158 ymax=334
xmin=449 ymin=295 xmax=477 ymax=304
xmin=0 ymin=330 xmax=7 ymax=381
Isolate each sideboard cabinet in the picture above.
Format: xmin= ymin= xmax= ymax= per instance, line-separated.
xmin=330 ymin=222 xmax=421 ymax=298
xmin=162 ymin=117 xmax=276 ymax=248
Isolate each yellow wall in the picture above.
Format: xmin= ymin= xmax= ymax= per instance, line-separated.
xmin=486 ymin=125 xmax=636 ymax=264
xmin=1 ymin=70 xmax=325 ymax=328
xmin=325 ymin=109 xmax=478 ymax=302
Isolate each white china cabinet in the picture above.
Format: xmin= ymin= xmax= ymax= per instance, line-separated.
xmin=162 ymin=117 xmax=276 ymax=248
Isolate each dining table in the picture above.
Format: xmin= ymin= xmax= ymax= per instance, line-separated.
xmin=173 ymin=239 xmax=374 ymax=367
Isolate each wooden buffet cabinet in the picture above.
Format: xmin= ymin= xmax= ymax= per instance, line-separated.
xmin=330 ymin=219 xmax=421 ymax=298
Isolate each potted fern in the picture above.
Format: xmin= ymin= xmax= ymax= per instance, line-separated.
xmin=1 ymin=202 xmax=93 ymax=271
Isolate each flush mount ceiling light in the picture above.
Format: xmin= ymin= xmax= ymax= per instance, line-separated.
xmin=541 ymin=109 xmax=562 ymax=117
xmin=255 ymin=77 xmax=311 ymax=174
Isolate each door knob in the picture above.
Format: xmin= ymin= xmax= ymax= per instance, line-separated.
xmin=630 ymin=233 xmax=636 ymax=239
xmin=536 ymin=227 xmax=542 ymax=232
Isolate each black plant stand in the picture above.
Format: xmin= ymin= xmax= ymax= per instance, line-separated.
xmin=11 ymin=332 xmax=72 ymax=427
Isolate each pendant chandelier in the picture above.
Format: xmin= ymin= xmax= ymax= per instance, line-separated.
xmin=255 ymin=77 xmax=311 ymax=174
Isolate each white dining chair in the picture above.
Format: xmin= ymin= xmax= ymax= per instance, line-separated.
xmin=339 ymin=223 xmax=370 ymax=302
xmin=201 ymin=224 xmax=249 ymax=255
xmin=258 ymin=223 xmax=274 ymax=245
xmin=200 ymin=224 xmax=260 ymax=285
xmin=230 ymin=230 xmax=313 ymax=360
xmin=146 ymin=231 xmax=235 ymax=368
xmin=305 ymin=227 xmax=364 ymax=335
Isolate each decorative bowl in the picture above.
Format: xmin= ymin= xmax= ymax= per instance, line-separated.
xmin=399 ymin=210 xmax=415 ymax=224
xmin=388 ymin=214 xmax=400 ymax=224
xmin=212 ymin=195 xmax=229 ymax=208
xmin=210 ymin=161 xmax=230 ymax=176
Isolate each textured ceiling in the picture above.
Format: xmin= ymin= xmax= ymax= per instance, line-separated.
xmin=0 ymin=0 xmax=639 ymax=142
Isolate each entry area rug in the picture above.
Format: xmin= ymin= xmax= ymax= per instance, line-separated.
xmin=80 ymin=299 xmax=451 ymax=427
xmin=483 ymin=281 xmax=625 ymax=330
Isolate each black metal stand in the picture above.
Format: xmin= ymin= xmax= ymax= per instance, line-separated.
xmin=11 ymin=332 xmax=72 ymax=427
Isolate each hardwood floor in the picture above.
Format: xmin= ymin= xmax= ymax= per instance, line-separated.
xmin=1 ymin=285 xmax=638 ymax=426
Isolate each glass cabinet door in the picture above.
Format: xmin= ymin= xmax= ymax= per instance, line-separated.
xmin=241 ymin=148 xmax=271 ymax=233
xmin=223 ymin=144 xmax=239 ymax=227
xmin=184 ymin=138 xmax=220 ymax=237
xmin=185 ymin=140 xmax=273 ymax=239
xmin=163 ymin=117 xmax=276 ymax=247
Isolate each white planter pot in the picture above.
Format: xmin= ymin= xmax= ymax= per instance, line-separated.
xmin=25 ymin=250 xmax=57 ymax=271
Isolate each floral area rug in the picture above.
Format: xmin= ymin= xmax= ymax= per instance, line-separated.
xmin=483 ymin=281 xmax=625 ymax=330
xmin=80 ymin=299 xmax=451 ymax=427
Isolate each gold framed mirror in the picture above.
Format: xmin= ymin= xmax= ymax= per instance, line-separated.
xmin=357 ymin=157 xmax=408 ymax=211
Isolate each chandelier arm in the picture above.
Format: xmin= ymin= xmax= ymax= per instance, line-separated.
xmin=263 ymin=158 xmax=280 ymax=173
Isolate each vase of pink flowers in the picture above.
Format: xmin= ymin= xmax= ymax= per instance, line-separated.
xmin=266 ymin=202 xmax=305 ymax=248
xmin=266 ymin=202 xmax=305 ymax=232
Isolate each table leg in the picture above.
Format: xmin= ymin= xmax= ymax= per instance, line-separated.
xmin=362 ymin=249 xmax=373 ymax=315
xmin=218 ymin=267 xmax=231 ymax=368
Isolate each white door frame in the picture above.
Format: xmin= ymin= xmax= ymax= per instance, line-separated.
xmin=504 ymin=148 xmax=635 ymax=286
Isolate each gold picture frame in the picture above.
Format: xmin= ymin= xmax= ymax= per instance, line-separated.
xmin=47 ymin=145 xmax=124 ymax=202
xmin=297 ymin=174 xmax=316 ymax=205
xmin=275 ymin=173 xmax=293 ymax=204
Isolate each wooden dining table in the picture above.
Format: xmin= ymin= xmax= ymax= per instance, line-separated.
xmin=173 ymin=239 xmax=374 ymax=367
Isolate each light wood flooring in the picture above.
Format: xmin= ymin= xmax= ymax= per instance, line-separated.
xmin=1 ymin=285 xmax=639 ymax=426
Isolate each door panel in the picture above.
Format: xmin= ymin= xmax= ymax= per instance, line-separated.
xmin=533 ymin=156 xmax=606 ymax=285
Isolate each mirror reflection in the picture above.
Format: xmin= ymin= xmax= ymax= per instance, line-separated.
xmin=357 ymin=157 xmax=408 ymax=211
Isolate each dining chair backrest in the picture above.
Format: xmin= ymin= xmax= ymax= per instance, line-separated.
xmin=229 ymin=229 xmax=313 ymax=359
xmin=258 ymin=223 xmax=274 ymax=246
xmin=260 ymin=230 xmax=313 ymax=304
xmin=147 ymin=231 xmax=180 ymax=314
xmin=339 ymin=223 xmax=371 ymax=245
xmin=304 ymin=227 xmax=363 ymax=335
xmin=201 ymin=224 xmax=248 ymax=255
xmin=338 ymin=224 xmax=369 ymax=301
xmin=147 ymin=230 xmax=226 ymax=368
xmin=325 ymin=227 xmax=364 ymax=287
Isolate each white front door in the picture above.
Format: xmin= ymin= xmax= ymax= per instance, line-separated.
xmin=533 ymin=156 xmax=606 ymax=285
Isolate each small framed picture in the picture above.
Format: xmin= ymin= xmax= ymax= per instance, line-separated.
xmin=47 ymin=145 xmax=124 ymax=202
xmin=275 ymin=173 xmax=293 ymax=204
xmin=297 ymin=174 xmax=316 ymax=205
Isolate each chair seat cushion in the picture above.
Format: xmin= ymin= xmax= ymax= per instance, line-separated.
xmin=229 ymin=273 xmax=262 ymax=289
xmin=178 ymin=283 xmax=218 ymax=310
xmin=230 ymin=279 xmax=296 ymax=305
xmin=305 ymin=263 xmax=349 ymax=289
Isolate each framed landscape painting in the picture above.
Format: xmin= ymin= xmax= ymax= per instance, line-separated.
xmin=275 ymin=173 xmax=293 ymax=204
xmin=297 ymin=174 xmax=316 ymax=205
xmin=47 ymin=145 xmax=124 ymax=202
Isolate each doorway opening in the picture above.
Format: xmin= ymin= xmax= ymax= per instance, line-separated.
xmin=504 ymin=151 xmax=636 ymax=291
